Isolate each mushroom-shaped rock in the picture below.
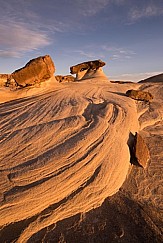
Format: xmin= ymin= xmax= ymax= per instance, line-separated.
xmin=12 ymin=55 xmax=55 ymax=87
xmin=126 ymin=89 xmax=153 ymax=102
xmin=132 ymin=133 xmax=150 ymax=168
xmin=82 ymin=67 xmax=108 ymax=80
xmin=70 ymin=59 xmax=106 ymax=80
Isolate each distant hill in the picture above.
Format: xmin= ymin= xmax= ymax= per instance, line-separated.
xmin=139 ymin=73 xmax=163 ymax=83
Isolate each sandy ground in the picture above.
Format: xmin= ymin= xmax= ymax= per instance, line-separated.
xmin=0 ymin=73 xmax=162 ymax=242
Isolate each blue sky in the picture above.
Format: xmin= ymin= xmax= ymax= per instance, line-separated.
xmin=0 ymin=0 xmax=163 ymax=81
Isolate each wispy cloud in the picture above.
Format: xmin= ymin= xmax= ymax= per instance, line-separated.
xmin=113 ymin=0 xmax=126 ymax=5
xmin=72 ymin=50 xmax=97 ymax=59
xmin=129 ymin=4 xmax=163 ymax=21
xmin=102 ymin=46 xmax=136 ymax=60
xmin=66 ymin=45 xmax=135 ymax=62
xmin=73 ymin=0 xmax=128 ymax=17
xmin=74 ymin=0 xmax=111 ymax=16
xmin=0 ymin=21 xmax=51 ymax=58
xmin=74 ymin=0 xmax=128 ymax=17
xmin=73 ymin=47 xmax=107 ymax=58
xmin=0 ymin=0 xmax=67 ymax=58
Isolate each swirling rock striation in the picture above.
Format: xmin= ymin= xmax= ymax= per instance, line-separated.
xmin=0 ymin=73 xmax=162 ymax=242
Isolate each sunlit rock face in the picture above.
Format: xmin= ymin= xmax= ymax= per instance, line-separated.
xmin=12 ymin=55 xmax=55 ymax=87
xmin=55 ymin=75 xmax=75 ymax=83
xmin=0 ymin=74 xmax=10 ymax=86
xmin=82 ymin=67 xmax=108 ymax=80
xmin=0 ymin=74 xmax=140 ymax=242
xmin=70 ymin=59 xmax=106 ymax=80
xmin=0 ymin=69 xmax=162 ymax=243
xmin=130 ymin=132 xmax=150 ymax=168
xmin=70 ymin=59 xmax=105 ymax=74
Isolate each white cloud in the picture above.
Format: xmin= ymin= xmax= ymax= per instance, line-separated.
xmin=0 ymin=1 xmax=67 ymax=58
xmin=114 ymin=0 xmax=126 ymax=4
xmin=72 ymin=50 xmax=98 ymax=59
xmin=75 ymin=0 xmax=111 ymax=16
xmin=76 ymin=0 xmax=128 ymax=16
xmin=129 ymin=4 xmax=163 ymax=21
xmin=71 ymin=48 xmax=105 ymax=59
xmin=102 ymin=46 xmax=136 ymax=60
xmin=69 ymin=45 xmax=135 ymax=62
xmin=0 ymin=21 xmax=51 ymax=57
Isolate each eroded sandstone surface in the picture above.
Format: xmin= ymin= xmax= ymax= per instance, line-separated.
xmin=0 ymin=71 xmax=162 ymax=243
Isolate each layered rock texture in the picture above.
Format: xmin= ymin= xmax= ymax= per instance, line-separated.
xmin=0 ymin=71 xmax=162 ymax=242
xmin=12 ymin=55 xmax=55 ymax=87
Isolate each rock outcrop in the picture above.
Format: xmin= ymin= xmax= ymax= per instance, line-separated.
xmin=0 ymin=74 xmax=19 ymax=90
xmin=12 ymin=55 xmax=55 ymax=87
xmin=0 ymin=74 xmax=10 ymax=87
xmin=126 ymin=89 xmax=153 ymax=102
xmin=55 ymin=75 xmax=75 ymax=83
xmin=70 ymin=59 xmax=106 ymax=80
xmin=132 ymin=132 xmax=150 ymax=168
xmin=70 ymin=60 xmax=105 ymax=74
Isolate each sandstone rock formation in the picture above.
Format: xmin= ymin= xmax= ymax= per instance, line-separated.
xmin=132 ymin=132 xmax=150 ymax=168
xmin=12 ymin=55 xmax=55 ymax=87
xmin=0 ymin=74 xmax=18 ymax=90
xmin=70 ymin=59 xmax=106 ymax=80
xmin=55 ymin=75 xmax=75 ymax=83
xmin=126 ymin=89 xmax=153 ymax=102
xmin=0 ymin=74 xmax=10 ymax=87
xmin=5 ymin=78 xmax=18 ymax=90
xmin=0 ymin=71 xmax=162 ymax=242
xmin=70 ymin=60 xmax=105 ymax=74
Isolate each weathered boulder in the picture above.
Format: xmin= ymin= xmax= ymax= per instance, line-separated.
xmin=126 ymin=89 xmax=153 ymax=102
xmin=55 ymin=75 xmax=75 ymax=83
xmin=70 ymin=59 xmax=105 ymax=74
xmin=0 ymin=74 xmax=10 ymax=87
xmin=12 ymin=55 xmax=55 ymax=87
xmin=132 ymin=133 xmax=150 ymax=168
xmin=5 ymin=78 xmax=18 ymax=89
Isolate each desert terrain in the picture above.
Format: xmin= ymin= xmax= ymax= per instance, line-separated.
xmin=0 ymin=58 xmax=162 ymax=242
